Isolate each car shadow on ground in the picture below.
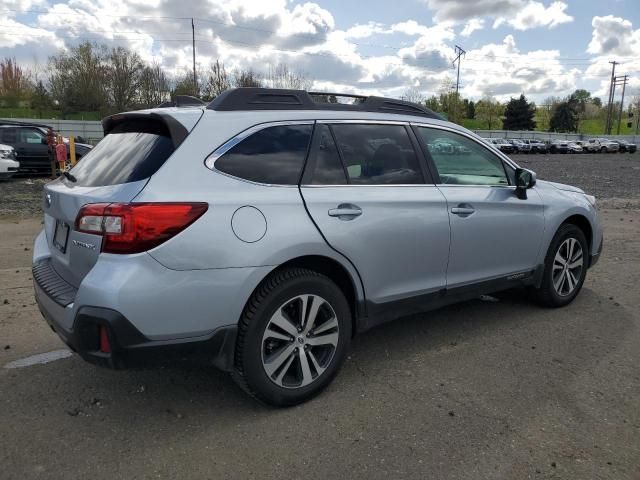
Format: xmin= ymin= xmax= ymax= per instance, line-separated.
xmin=3 ymin=285 xmax=631 ymax=424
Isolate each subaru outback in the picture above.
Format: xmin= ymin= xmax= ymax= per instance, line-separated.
xmin=33 ymin=88 xmax=603 ymax=406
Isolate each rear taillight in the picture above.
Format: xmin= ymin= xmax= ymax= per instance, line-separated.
xmin=75 ymin=202 xmax=208 ymax=254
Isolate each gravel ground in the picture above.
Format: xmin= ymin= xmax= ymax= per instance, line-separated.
xmin=516 ymin=152 xmax=640 ymax=202
xmin=1 ymin=210 xmax=639 ymax=479
xmin=1 ymin=152 xmax=638 ymax=218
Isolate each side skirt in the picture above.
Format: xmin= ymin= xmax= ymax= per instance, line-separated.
xmin=357 ymin=265 xmax=544 ymax=333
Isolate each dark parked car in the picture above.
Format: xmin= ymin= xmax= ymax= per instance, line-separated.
xmin=614 ymin=140 xmax=637 ymax=153
xmin=550 ymin=141 xmax=569 ymax=154
xmin=0 ymin=121 xmax=93 ymax=174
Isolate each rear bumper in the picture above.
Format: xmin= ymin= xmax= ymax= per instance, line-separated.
xmin=33 ymin=257 xmax=239 ymax=371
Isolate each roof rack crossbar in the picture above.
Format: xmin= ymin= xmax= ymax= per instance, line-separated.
xmin=207 ymin=88 xmax=442 ymax=120
xmin=157 ymin=95 xmax=207 ymax=108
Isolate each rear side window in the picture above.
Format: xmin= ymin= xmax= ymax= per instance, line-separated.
xmin=70 ymin=120 xmax=175 ymax=187
xmin=215 ymin=124 xmax=313 ymax=185
xmin=308 ymin=124 xmax=347 ymax=185
xmin=330 ymin=124 xmax=423 ymax=185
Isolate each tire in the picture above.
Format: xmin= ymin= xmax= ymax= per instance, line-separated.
xmin=232 ymin=268 xmax=352 ymax=406
xmin=601 ymin=147 xmax=607 ymax=153
xmin=533 ymin=224 xmax=589 ymax=308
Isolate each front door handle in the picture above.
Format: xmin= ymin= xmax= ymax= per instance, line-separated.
xmin=451 ymin=204 xmax=475 ymax=216
xmin=328 ymin=204 xmax=362 ymax=220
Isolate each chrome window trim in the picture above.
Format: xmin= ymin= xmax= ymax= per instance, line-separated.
xmin=316 ymin=119 xmax=409 ymax=126
xmin=204 ymin=120 xmax=315 ymax=187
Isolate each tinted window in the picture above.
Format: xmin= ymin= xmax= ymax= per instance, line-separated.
xmin=0 ymin=128 xmax=18 ymax=144
xmin=417 ymin=128 xmax=509 ymax=186
xmin=309 ymin=124 xmax=347 ymax=185
xmin=216 ymin=125 xmax=312 ymax=185
xmin=331 ymin=124 xmax=422 ymax=185
xmin=69 ymin=121 xmax=175 ymax=187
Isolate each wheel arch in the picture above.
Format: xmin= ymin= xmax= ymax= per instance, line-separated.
xmin=560 ymin=214 xmax=593 ymax=254
xmin=264 ymin=255 xmax=365 ymax=336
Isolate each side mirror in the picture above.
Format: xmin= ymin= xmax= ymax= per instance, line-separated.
xmin=515 ymin=168 xmax=536 ymax=199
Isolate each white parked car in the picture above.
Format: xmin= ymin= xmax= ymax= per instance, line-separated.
xmin=0 ymin=143 xmax=19 ymax=179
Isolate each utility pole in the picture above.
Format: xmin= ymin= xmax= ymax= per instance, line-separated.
xmin=605 ymin=61 xmax=618 ymax=134
xmin=191 ymin=18 xmax=197 ymax=97
xmin=452 ymin=45 xmax=466 ymax=123
xmin=616 ymin=75 xmax=629 ymax=135
xmin=453 ymin=45 xmax=466 ymax=97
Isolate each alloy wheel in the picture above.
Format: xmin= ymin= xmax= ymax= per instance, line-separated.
xmin=552 ymin=237 xmax=584 ymax=297
xmin=261 ymin=294 xmax=339 ymax=389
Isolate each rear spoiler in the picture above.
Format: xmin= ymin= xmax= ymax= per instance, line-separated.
xmin=101 ymin=112 xmax=190 ymax=149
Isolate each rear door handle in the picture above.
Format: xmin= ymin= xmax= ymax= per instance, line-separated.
xmin=451 ymin=205 xmax=475 ymax=216
xmin=328 ymin=204 xmax=362 ymax=220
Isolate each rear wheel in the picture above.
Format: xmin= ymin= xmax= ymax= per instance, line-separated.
xmin=232 ymin=268 xmax=352 ymax=406
xmin=534 ymin=224 xmax=588 ymax=307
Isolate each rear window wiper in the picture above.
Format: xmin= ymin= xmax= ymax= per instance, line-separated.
xmin=63 ymin=171 xmax=77 ymax=182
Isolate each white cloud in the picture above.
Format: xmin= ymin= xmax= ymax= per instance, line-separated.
xmin=461 ymin=19 xmax=484 ymax=37
xmin=0 ymin=0 xmax=622 ymax=103
xmin=505 ymin=1 xmax=573 ymax=31
xmin=587 ymin=15 xmax=640 ymax=56
xmin=423 ymin=0 xmax=573 ymax=31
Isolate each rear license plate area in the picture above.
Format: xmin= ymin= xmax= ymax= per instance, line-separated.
xmin=53 ymin=220 xmax=70 ymax=253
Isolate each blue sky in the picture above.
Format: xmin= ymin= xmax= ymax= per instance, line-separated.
xmin=1 ymin=0 xmax=639 ymax=103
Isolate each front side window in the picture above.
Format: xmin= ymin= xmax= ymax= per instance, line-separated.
xmin=330 ymin=124 xmax=423 ymax=185
xmin=416 ymin=127 xmax=509 ymax=186
xmin=215 ymin=124 xmax=313 ymax=185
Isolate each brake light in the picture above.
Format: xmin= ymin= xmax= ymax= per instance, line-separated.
xmin=75 ymin=203 xmax=208 ymax=254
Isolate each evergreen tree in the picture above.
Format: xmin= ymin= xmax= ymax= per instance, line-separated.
xmin=549 ymin=101 xmax=578 ymax=132
xmin=502 ymin=94 xmax=536 ymax=130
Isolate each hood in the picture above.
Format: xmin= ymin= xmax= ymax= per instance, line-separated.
xmin=542 ymin=180 xmax=585 ymax=194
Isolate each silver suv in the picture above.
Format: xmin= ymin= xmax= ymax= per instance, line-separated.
xmin=33 ymin=88 xmax=603 ymax=406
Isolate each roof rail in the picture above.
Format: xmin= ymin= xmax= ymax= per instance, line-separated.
xmin=157 ymin=95 xmax=206 ymax=108
xmin=207 ymin=88 xmax=443 ymax=120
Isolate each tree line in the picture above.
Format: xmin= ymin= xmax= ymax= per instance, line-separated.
xmin=0 ymin=41 xmax=636 ymax=132
xmin=406 ymin=78 xmax=634 ymax=133
xmin=0 ymin=41 xmax=312 ymax=118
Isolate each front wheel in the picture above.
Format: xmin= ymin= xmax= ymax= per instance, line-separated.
xmin=232 ymin=268 xmax=352 ymax=406
xmin=533 ymin=224 xmax=588 ymax=307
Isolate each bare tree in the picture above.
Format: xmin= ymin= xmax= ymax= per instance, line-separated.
xmin=233 ymin=68 xmax=262 ymax=88
xmin=138 ymin=63 xmax=170 ymax=108
xmin=402 ymin=86 xmax=424 ymax=105
xmin=49 ymin=42 xmax=108 ymax=115
xmin=266 ymin=63 xmax=312 ymax=90
xmin=106 ymin=47 xmax=144 ymax=111
xmin=201 ymin=60 xmax=230 ymax=100
xmin=0 ymin=57 xmax=33 ymax=107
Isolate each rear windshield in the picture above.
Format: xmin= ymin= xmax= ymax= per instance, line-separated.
xmin=69 ymin=120 xmax=175 ymax=187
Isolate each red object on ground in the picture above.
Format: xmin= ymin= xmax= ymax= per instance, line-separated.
xmin=55 ymin=143 xmax=67 ymax=168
